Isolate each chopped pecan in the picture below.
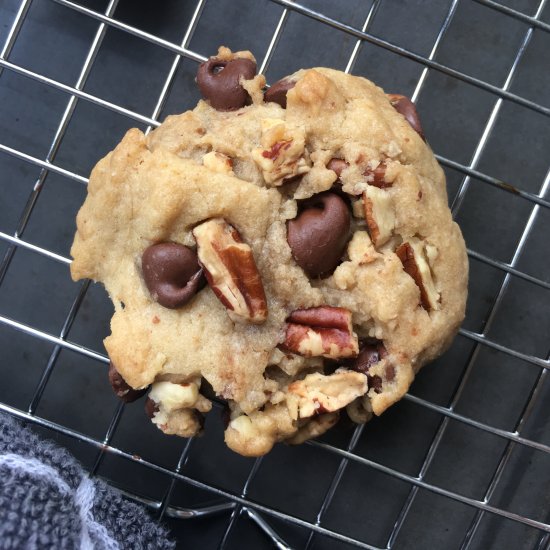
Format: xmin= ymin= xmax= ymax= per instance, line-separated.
xmin=364 ymin=163 xmax=390 ymax=188
xmin=146 ymin=379 xmax=211 ymax=438
xmin=251 ymin=118 xmax=310 ymax=186
xmin=288 ymin=370 xmax=368 ymax=418
xmin=396 ymin=238 xmax=440 ymax=311
xmin=362 ymin=186 xmax=396 ymax=247
xmin=193 ymin=218 xmax=268 ymax=323
xmin=202 ymin=151 xmax=234 ymax=175
xmin=284 ymin=306 xmax=359 ymax=359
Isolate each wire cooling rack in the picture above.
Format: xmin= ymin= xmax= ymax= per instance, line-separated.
xmin=1 ymin=0 xmax=550 ymax=548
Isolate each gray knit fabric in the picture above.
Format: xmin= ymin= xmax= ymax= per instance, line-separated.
xmin=0 ymin=412 xmax=175 ymax=550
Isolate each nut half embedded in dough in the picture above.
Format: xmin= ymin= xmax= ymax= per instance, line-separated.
xmin=362 ymin=186 xmax=396 ymax=247
xmin=284 ymin=306 xmax=359 ymax=359
xmin=193 ymin=218 xmax=268 ymax=323
xmin=288 ymin=370 xmax=368 ymax=418
xmin=396 ymin=239 xmax=441 ymax=311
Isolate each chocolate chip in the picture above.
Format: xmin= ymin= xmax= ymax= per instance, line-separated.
xmin=350 ymin=342 xmax=388 ymax=394
xmin=196 ymin=57 xmax=257 ymax=111
xmin=108 ymin=362 xmax=146 ymax=403
xmin=351 ymin=344 xmax=381 ymax=374
xmin=388 ymin=94 xmax=425 ymax=141
xmin=142 ymin=243 xmax=205 ymax=309
xmin=287 ymin=192 xmax=351 ymax=278
xmin=264 ymin=77 xmax=296 ymax=108
xmin=327 ymin=158 xmax=348 ymax=179
xmin=369 ymin=375 xmax=383 ymax=393
xmin=144 ymin=397 xmax=159 ymax=419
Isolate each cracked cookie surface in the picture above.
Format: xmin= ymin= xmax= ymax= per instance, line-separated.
xmin=71 ymin=47 xmax=468 ymax=456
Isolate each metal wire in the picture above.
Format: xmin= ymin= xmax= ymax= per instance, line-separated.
xmin=0 ymin=0 xmax=549 ymax=548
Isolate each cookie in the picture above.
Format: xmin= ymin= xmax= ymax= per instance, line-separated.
xmin=70 ymin=46 xmax=468 ymax=456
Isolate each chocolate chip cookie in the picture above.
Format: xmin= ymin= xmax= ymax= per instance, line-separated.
xmin=71 ymin=46 xmax=468 ymax=456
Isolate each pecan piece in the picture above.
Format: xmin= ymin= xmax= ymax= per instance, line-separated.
xmin=251 ymin=118 xmax=310 ymax=186
xmin=202 ymin=151 xmax=234 ymax=175
xmin=364 ymin=163 xmax=390 ymax=188
xmin=362 ymin=186 xmax=396 ymax=247
xmin=284 ymin=306 xmax=359 ymax=359
xmin=288 ymin=370 xmax=368 ymax=418
xmin=193 ymin=218 xmax=268 ymax=323
xmin=396 ymin=238 xmax=440 ymax=311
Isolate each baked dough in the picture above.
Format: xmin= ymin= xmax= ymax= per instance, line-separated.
xmin=71 ymin=47 xmax=468 ymax=456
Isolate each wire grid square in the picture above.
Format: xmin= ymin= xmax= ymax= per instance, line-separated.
xmin=0 ymin=246 xmax=77 ymax=333
xmin=0 ymin=0 xmax=549 ymax=548
xmin=259 ymin=11 xmax=360 ymax=75
xmin=475 ymin=101 xmax=550 ymax=192
xmin=0 ymin=70 xmax=69 ymax=158
xmin=0 ymin=0 xmax=24 ymax=46
xmin=0 ymin=155 xmax=41 ymax=234
xmin=53 ymin=98 xmax=149 ymax=175
xmin=434 ymin=1 xmax=530 ymax=87
xmin=424 ymin=420 xmax=510 ymax=498
xmin=351 ymin=400 xmax=443 ymax=476
xmin=516 ymin=207 xmax=550 ymax=283
xmin=407 ymin=336 xmax=476 ymax=404
xmin=454 ymin=346 xmax=541 ymax=430
xmin=486 ymin=277 xmax=550 ymax=356
xmin=395 ymin=489 xmax=480 ymax=548
xmin=189 ymin=0 xmax=284 ymax=58
xmin=502 ymin=1 xmax=541 ymax=12
xmin=97 ymin=451 xmax=174 ymax=502
xmin=457 ymin=183 xmax=535 ymax=263
xmin=227 ymin=514 xmax=306 ymax=550
xmin=417 ymin=74 xmax=499 ymax=165
xmin=520 ymin=372 xmax=550 ymax=445
xmin=180 ymin=419 xmax=258 ymax=495
xmin=8 ymin=0 xmax=104 ymax=86
xmin=247 ymin=444 xmax=346 ymax=523
xmin=461 ymin=260 xmax=505 ymax=331
xmin=73 ymin=0 xmax=110 ymax=10
xmin=351 ymin=42 xmax=424 ymax=99
xmin=155 ymin=56 xmax=202 ymax=120
xmin=320 ymin=461 xmax=413 ymax=547
xmin=0 ymin=328 xmax=54 ymax=409
xmin=82 ymin=27 xmax=182 ymax=115
xmin=107 ymin=400 xmax=191 ymax=470
xmin=471 ymin=445 xmax=550 ymax=548
xmin=22 ymin=170 xmax=88 ymax=257
xmin=34 ymin=348 xmax=120 ymax=439
xmin=112 ymin=1 xmax=198 ymax=44
xmin=491 ymin=441 xmax=550 ymax=522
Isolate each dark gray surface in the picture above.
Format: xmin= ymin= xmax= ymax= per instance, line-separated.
xmin=1 ymin=0 xmax=550 ymax=549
